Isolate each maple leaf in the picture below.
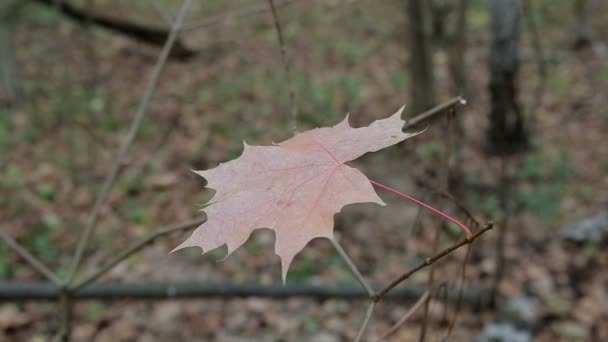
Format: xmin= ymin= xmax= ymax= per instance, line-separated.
xmin=173 ymin=107 xmax=419 ymax=282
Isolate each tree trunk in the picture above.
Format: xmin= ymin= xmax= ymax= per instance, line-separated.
xmin=449 ymin=0 xmax=469 ymax=98
xmin=573 ymin=0 xmax=593 ymax=50
xmin=0 ymin=2 xmax=20 ymax=106
xmin=486 ymin=0 xmax=528 ymax=155
xmin=407 ymin=0 xmax=435 ymax=115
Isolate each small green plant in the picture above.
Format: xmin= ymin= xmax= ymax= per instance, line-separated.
xmin=288 ymin=255 xmax=321 ymax=282
xmin=0 ymin=244 xmax=12 ymax=278
xmin=417 ymin=141 xmax=444 ymax=160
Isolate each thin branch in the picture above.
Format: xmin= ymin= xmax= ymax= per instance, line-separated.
xmin=54 ymin=292 xmax=72 ymax=342
xmin=435 ymin=191 xmax=481 ymax=229
xmin=72 ymin=218 xmax=204 ymax=292
xmin=409 ymin=196 xmax=426 ymax=236
xmin=443 ymin=244 xmax=472 ymax=341
xmin=373 ymin=223 xmax=493 ymax=301
xmin=419 ymin=226 xmax=440 ymax=342
xmin=355 ymin=301 xmax=376 ymax=342
xmin=419 ymin=107 xmax=456 ymax=342
xmin=0 ymin=282 xmax=493 ymax=303
xmin=181 ymin=0 xmax=296 ymax=32
xmin=267 ymin=0 xmax=298 ymax=131
xmin=151 ymin=0 xmax=174 ymax=26
xmin=66 ymin=0 xmax=193 ymax=286
xmin=379 ymin=290 xmax=431 ymax=341
xmin=0 ymin=232 xmax=61 ymax=285
xmin=330 ymin=235 xmax=374 ymax=296
xmin=404 ymin=97 xmax=466 ymax=128
xmin=522 ymin=0 xmax=547 ymax=125
xmin=491 ymin=156 xmax=511 ymax=304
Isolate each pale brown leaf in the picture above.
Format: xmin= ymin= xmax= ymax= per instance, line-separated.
xmin=173 ymin=107 xmax=418 ymax=282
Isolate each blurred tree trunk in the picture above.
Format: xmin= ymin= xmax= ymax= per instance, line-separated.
xmin=0 ymin=2 xmax=20 ymax=106
xmin=448 ymin=0 xmax=469 ymax=98
xmin=33 ymin=0 xmax=196 ymax=60
xmin=486 ymin=0 xmax=528 ymax=155
xmin=406 ymin=0 xmax=435 ymax=114
xmin=573 ymin=0 xmax=593 ymax=49
xmin=429 ymin=0 xmax=470 ymax=98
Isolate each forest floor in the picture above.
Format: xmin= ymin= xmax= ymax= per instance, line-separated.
xmin=1 ymin=1 xmax=607 ymax=341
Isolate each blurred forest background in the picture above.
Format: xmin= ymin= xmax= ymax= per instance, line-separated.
xmin=0 ymin=0 xmax=607 ymax=341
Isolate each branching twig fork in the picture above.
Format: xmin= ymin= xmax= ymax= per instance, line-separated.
xmin=331 ymin=235 xmax=374 ymax=296
xmin=0 ymin=232 xmax=62 ymax=285
xmin=373 ymin=223 xmax=493 ymax=302
xmin=65 ymin=0 xmax=193 ymax=286
xmin=72 ymin=218 xmax=204 ymax=291
xmin=378 ymin=290 xmax=431 ymax=341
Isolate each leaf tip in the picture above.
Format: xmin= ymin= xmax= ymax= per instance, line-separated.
xmin=169 ymin=239 xmax=194 ymax=254
xmin=396 ymin=104 xmax=406 ymax=116
xmin=338 ymin=113 xmax=351 ymax=128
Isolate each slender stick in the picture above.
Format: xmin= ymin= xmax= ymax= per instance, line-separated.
xmin=267 ymin=0 xmax=298 ymax=131
xmin=373 ymin=223 xmax=493 ymax=301
xmin=54 ymin=292 xmax=72 ymax=342
xmin=444 ymin=244 xmax=472 ymax=340
xmin=379 ymin=290 xmax=431 ymax=341
xmin=354 ymin=301 xmax=376 ymax=342
xmin=419 ymin=227 xmax=440 ymax=342
xmin=72 ymin=218 xmax=204 ymax=291
xmin=181 ymin=0 xmax=295 ymax=32
xmin=330 ymin=235 xmax=374 ymax=296
xmin=404 ymin=96 xmax=466 ymax=128
xmin=491 ymin=156 xmax=511 ymax=304
xmin=419 ymin=107 xmax=456 ymax=342
xmin=0 ymin=282 xmax=492 ymax=303
xmin=65 ymin=0 xmax=193 ymax=285
xmin=0 ymin=232 xmax=61 ymax=285
xmin=522 ymin=0 xmax=547 ymax=126
xmin=151 ymin=0 xmax=174 ymax=25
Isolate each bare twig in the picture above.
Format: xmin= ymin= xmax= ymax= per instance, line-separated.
xmin=522 ymin=0 xmax=547 ymax=126
xmin=404 ymin=96 xmax=466 ymax=128
xmin=181 ymin=0 xmax=296 ymax=32
xmin=419 ymin=228 xmax=439 ymax=341
xmin=443 ymin=244 xmax=472 ymax=340
xmin=331 ymin=235 xmax=374 ymax=296
xmin=435 ymin=191 xmax=481 ymax=229
xmin=0 ymin=232 xmax=61 ymax=285
xmin=66 ymin=0 xmax=193 ymax=286
xmin=491 ymin=156 xmax=511 ymax=304
xmin=72 ymin=218 xmax=204 ymax=291
xmin=267 ymin=0 xmax=298 ymax=131
xmin=419 ymin=109 xmax=456 ymax=341
xmin=54 ymin=293 xmax=72 ymax=342
xmin=373 ymin=223 xmax=493 ymax=301
xmin=379 ymin=290 xmax=431 ymax=341
xmin=355 ymin=301 xmax=376 ymax=342
xmin=409 ymin=197 xmax=426 ymax=236
xmin=151 ymin=0 xmax=174 ymax=25
xmin=0 ymin=282 xmax=493 ymax=303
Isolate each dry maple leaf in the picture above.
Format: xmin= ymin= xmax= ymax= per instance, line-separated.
xmin=174 ymin=107 xmax=419 ymax=282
